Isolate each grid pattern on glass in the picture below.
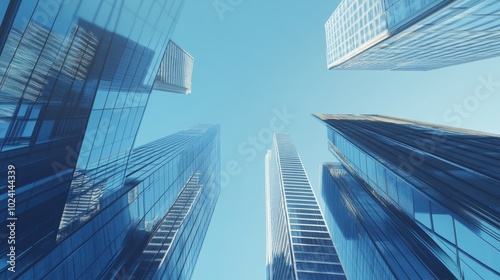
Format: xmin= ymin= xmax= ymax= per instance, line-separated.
xmin=326 ymin=0 xmax=500 ymax=70
xmin=325 ymin=0 xmax=388 ymax=68
xmin=0 ymin=0 xmax=182 ymax=270
xmin=57 ymin=0 xmax=187 ymax=236
xmin=0 ymin=0 xmax=188 ymax=276
xmin=266 ymin=147 xmax=296 ymax=280
xmin=266 ymin=133 xmax=346 ymax=280
xmin=384 ymin=0 xmax=447 ymax=29
xmin=6 ymin=125 xmax=219 ymax=279
xmin=317 ymin=114 xmax=500 ymax=279
xmin=154 ymin=40 xmax=194 ymax=94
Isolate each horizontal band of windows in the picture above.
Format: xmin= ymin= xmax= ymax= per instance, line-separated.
xmin=285 ymin=201 xmax=318 ymax=206
xmin=285 ymin=186 xmax=313 ymax=191
xmin=281 ymin=174 xmax=307 ymax=179
xmin=292 ymin=231 xmax=331 ymax=239
xmin=289 ymin=219 xmax=325 ymax=225
xmin=279 ymin=160 xmax=302 ymax=164
xmin=283 ymin=184 xmax=310 ymax=188
xmin=293 ymin=244 xmax=337 ymax=254
xmin=296 ymin=261 xmax=344 ymax=273
xmin=285 ymin=198 xmax=316 ymax=204
xmin=286 ymin=200 xmax=318 ymax=205
xmin=287 ymin=209 xmax=321 ymax=215
xmin=282 ymin=177 xmax=308 ymax=181
xmin=285 ymin=193 xmax=315 ymax=198
xmin=291 ymin=225 xmax=327 ymax=231
xmin=285 ymin=195 xmax=316 ymax=200
xmin=285 ymin=190 xmax=313 ymax=194
xmin=285 ymin=187 xmax=313 ymax=192
xmin=287 ymin=204 xmax=319 ymax=210
xmin=280 ymin=167 xmax=303 ymax=171
xmin=282 ymin=177 xmax=308 ymax=182
xmin=293 ymin=237 xmax=334 ymax=246
xmin=294 ymin=252 xmax=340 ymax=264
xmin=288 ymin=214 xmax=324 ymax=220
xmin=281 ymin=170 xmax=307 ymax=175
xmin=280 ymin=165 xmax=303 ymax=169
xmin=285 ymin=190 xmax=314 ymax=195
xmin=297 ymin=271 xmax=346 ymax=280
xmin=281 ymin=170 xmax=306 ymax=175
xmin=284 ymin=185 xmax=312 ymax=190
xmin=283 ymin=181 xmax=310 ymax=185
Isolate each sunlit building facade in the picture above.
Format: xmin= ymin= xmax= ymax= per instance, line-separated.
xmin=0 ymin=0 xmax=203 ymax=278
xmin=266 ymin=133 xmax=346 ymax=280
xmin=317 ymin=114 xmax=500 ymax=279
xmin=325 ymin=0 xmax=500 ymax=70
xmin=154 ymin=40 xmax=194 ymax=94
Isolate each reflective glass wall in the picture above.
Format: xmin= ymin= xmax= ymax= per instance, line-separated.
xmin=317 ymin=114 xmax=500 ymax=279
xmin=154 ymin=40 xmax=194 ymax=94
xmin=325 ymin=0 xmax=500 ymax=70
xmin=321 ymin=163 xmax=457 ymax=279
xmin=0 ymin=0 xmax=186 ymax=277
xmin=3 ymin=125 xmax=219 ymax=279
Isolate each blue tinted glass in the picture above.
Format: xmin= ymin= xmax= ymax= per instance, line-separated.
xmin=455 ymin=220 xmax=499 ymax=271
xmin=0 ymin=1 xmax=8 ymax=24
xmin=431 ymin=203 xmax=455 ymax=243
xmin=0 ymin=119 xmax=9 ymax=138
xmin=396 ymin=178 xmax=414 ymax=215
xmin=22 ymin=120 xmax=36 ymax=137
xmin=413 ymin=189 xmax=431 ymax=228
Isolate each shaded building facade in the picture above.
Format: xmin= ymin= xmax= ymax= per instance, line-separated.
xmin=325 ymin=0 xmax=500 ymax=70
xmin=2 ymin=125 xmax=220 ymax=279
xmin=266 ymin=133 xmax=346 ymax=280
xmin=0 ymin=0 xmax=204 ymax=278
xmin=317 ymin=114 xmax=500 ymax=279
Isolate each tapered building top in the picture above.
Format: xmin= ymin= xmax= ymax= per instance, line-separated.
xmin=266 ymin=133 xmax=346 ymax=280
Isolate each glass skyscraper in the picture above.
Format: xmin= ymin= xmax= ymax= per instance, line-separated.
xmin=0 ymin=1 xmax=218 ymax=279
xmin=1 ymin=124 xmax=220 ymax=279
xmin=265 ymin=133 xmax=346 ymax=280
xmin=325 ymin=0 xmax=500 ymax=70
xmin=154 ymin=40 xmax=194 ymax=94
xmin=316 ymin=114 xmax=499 ymax=279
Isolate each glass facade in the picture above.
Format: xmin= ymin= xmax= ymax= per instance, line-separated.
xmin=1 ymin=125 xmax=220 ymax=279
xmin=0 ymin=0 xmax=199 ymax=278
xmin=317 ymin=114 xmax=500 ymax=279
xmin=154 ymin=40 xmax=194 ymax=94
xmin=325 ymin=0 xmax=500 ymax=70
xmin=108 ymin=125 xmax=220 ymax=280
xmin=321 ymin=163 xmax=457 ymax=279
xmin=265 ymin=133 xmax=346 ymax=280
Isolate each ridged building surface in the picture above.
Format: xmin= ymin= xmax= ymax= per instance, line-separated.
xmin=317 ymin=114 xmax=499 ymax=279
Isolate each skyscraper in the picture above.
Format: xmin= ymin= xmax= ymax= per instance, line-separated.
xmin=316 ymin=114 xmax=500 ymax=279
xmin=154 ymin=40 xmax=194 ymax=94
xmin=265 ymin=133 xmax=346 ymax=280
xmin=0 ymin=1 xmax=209 ymax=278
xmin=325 ymin=1 xmax=500 ymax=70
xmin=1 ymin=124 xmax=220 ymax=279
xmin=110 ymin=125 xmax=220 ymax=280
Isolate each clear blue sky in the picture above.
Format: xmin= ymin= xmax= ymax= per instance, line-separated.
xmin=134 ymin=1 xmax=500 ymax=279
